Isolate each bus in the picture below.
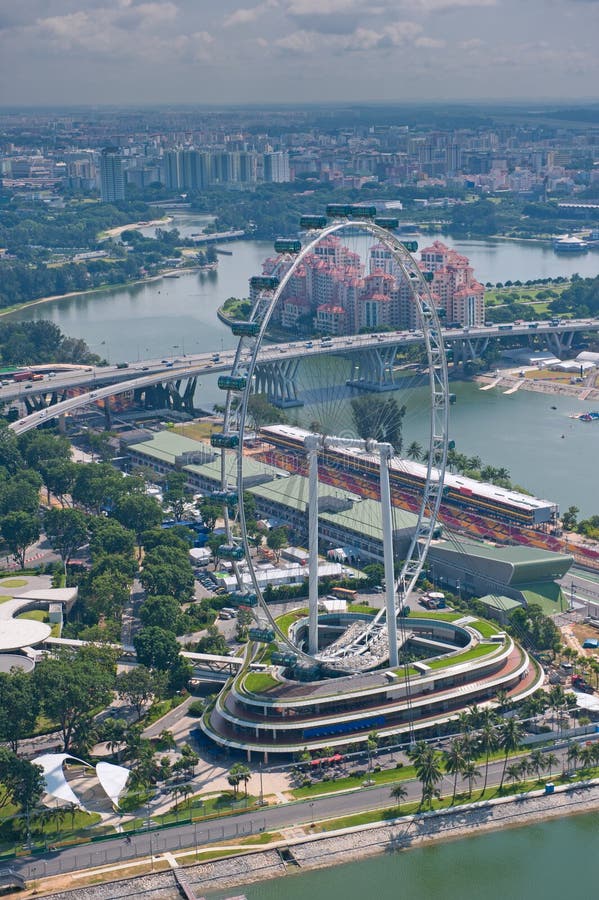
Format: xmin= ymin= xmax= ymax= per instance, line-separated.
xmin=331 ymin=587 xmax=358 ymax=601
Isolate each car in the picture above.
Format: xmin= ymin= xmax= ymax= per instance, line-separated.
xmin=142 ymin=366 xmax=149 ymax=371
xmin=24 ymin=384 xmax=32 ymax=389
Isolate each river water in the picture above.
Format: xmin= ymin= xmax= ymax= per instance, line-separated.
xmin=8 ymin=220 xmax=599 ymax=514
xmin=205 ymin=811 xmax=599 ymax=900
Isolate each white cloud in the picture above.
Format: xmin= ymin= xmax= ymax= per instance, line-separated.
xmin=224 ymin=1 xmax=279 ymax=28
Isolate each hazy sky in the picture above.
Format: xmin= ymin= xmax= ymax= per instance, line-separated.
xmin=1 ymin=0 xmax=598 ymax=106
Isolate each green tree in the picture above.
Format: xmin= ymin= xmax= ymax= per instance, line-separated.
xmin=0 ymin=670 xmax=40 ymax=753
xmin=1 ymin=511 xmax=41 ymax=569
xmin=498 ymin=718 xmax=523 ymax=790
xmin=163 ymin=472 xmax=189 ymax=523
xmin=561 ymin=505 xmax=579 ymax=531
xmin=139 ymin=595 xmax=182 ymax=631
xmin=113 ymin=493 xmax=163 ymax=547
xmin=444 ymin=738 xmax=467 ymax=804
xmin=196 ymin=497 xmax=223 ymax=532
xmin=246 ymin=393 xmax=288 ymax=430
xmin=44 ymin=507 xmax=89 ymax=568
xmin=407 ymin=741 xmax=443 ymax=810
xmin=116 ymin=666 xmax=158 ymax=720
xmin=266 ymin=526 xmax=288 ymax=562
xmin=390 ymin=783 xmax=408 ymax=811
xmin=406 ymin=441 xmax=423 ymax=461
xmin=133 ymin=626 xmax=182 ymax=672
xmin=89 ymin=519 xmax=136 ymax=558
xmin=0 ymin=749 xmax=44 ymax=812
xmin=227 ymin=762 xmax=251 ymax=798
xmin=39 ymin=459 xmax=77 ymax=506
xmin=196 ymin=624 xmax=229 ymax=656
xmin=34 ymin=645 xmax=117 ymax=751
xmin=72 ymin=463 xmax=127 ymax=514
xmin=351 ymin=395 xmax=406 ymax=451
xmin=478 ymin=712 xmax=499 ymax=794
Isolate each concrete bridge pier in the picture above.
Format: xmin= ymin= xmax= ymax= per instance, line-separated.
xmin=346 ymin=345 xmax=398 ymax=391
xmin=255 ymin=358 xmax=302 ymax=408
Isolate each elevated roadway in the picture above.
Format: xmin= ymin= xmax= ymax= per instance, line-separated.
xmin=6 ymin=318 xmax=599 ymax=433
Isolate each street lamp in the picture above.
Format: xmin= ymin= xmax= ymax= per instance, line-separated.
xmin=146 ymin=803 xmax=154 ymax=872
xmin=259 ymin=762 xmax=264 ymax=806
xmin=309 ymin=802 xmax=315 ymax=827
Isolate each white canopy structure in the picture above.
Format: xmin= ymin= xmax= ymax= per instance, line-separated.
xmin=32 ymin=754 xmax=91 ymax=810
xmin=32 ymin=754 xmax=131 ymax=810
xmin=96 ymin=761 xmax=130 ymax=807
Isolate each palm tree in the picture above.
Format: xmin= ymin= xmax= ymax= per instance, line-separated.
xmin=390 ymin=784 xmax=408 ymax=812
xmin=566 ymin=742 xmax=580 ymax=773
xmin=528 ymin=749 xmax=546 ymax=781
xmin=505 ymin=762 xmax=523 ymax=788
xmin=444 ymin=739 xmax=466 ymax=805
xmin=461 ymin=760 xmax=481 ymax=799
xmin=479 ymin=716 xmax=499 ymax=794
xmin=578 ymin=745 xmax=595 ymax=772
xmin=367 ymin=731 xmax=380 ymax=776
xmin=545 ymin=752 xmax=559 ymax=778
xmin=499 ymin=718 xmax=523 ymax=790
xmin=406 ymin=441 xmax=423 ymax=461
xmin=408 ymin=741 xmax=444 ymax=810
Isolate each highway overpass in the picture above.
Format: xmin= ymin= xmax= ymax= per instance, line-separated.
xmin=6 ymin=318 xmax=599 ymax=432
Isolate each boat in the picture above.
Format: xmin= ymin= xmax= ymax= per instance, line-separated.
xmin=553 ymin=235 xmax=588 ymax=253
xmin=163 ymin=272 xmax=181 ymax=279
xmin=572 ymin=410 xmax=599 ymax=422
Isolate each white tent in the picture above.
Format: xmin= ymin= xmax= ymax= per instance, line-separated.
xmin=32 ymin=754 xmax=131 ymax=810
xmin=32 ymin=754 xmax=91 ymax=809
xmin=96 ymin=761 xmax=131 ymax=807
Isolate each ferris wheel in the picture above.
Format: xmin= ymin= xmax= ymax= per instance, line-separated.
xmin=210 ymin=208 xmax=449 ymax=674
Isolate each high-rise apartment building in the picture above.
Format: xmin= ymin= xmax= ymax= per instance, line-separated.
xmin=99 ymin=147 xmax=125 ymax=202
xmin=263 ymin=151 xmax=291 ymax=183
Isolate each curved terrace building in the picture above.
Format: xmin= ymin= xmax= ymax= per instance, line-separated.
xmin=202 ymin=612 xmax=541 ymax=760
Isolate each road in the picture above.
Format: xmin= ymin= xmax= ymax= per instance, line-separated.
xmin=3 ymin=317 xmax=597 ymax=411
xmin=6 ymin=744 xmax=583 ymax=882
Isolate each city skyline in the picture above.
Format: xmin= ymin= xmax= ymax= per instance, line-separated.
xmin=1 ymin=0 xmax=599 ymax=107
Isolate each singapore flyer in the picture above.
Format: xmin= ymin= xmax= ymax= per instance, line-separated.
xmin=212 ymin=206 xmax=449 ymax=676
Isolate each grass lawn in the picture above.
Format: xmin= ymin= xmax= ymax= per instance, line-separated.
xmin=0 ymin=579 xmax=28 ymax=588
xmin=0 ymin=595 xmax=13 ymax=604
xmin=156 ymin=791 xmax=258 ymax=826
xmin=243 ymin=672 xmax=281 ymax=694
xmin=17 ymin=609 xmax=61 ymax=637
xmin=348 ymin=604 xmax=377 ymax=616
xmin=409 ymin=611 xmax=463 ymax=622
xmin=425 ymin=642 xmax=499 ymax=670
xmin=172 ymin=421 xmax=221 ymax=442
xmin=318 ymin=765 xmax=599 ymax=832
xmin=275 ymin=607 xmax=308 ymax=636
xmin=292 ymin=764 xmax=416 ymax=799
xmin=470 ymin=619 xmax=504 ymax=638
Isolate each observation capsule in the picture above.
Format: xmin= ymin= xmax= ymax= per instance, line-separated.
xmin=211 ymin=489 xmax=238 ymax=504
xmin=250 ymin=275 xmax=279 ymax=291
xmin=349 ymin=205 xmax=377 ymax=219
xmin=299 ymin=215 xmax=327 ymax=230
xmin=325 ymin=204 xmax=353 ymax=218
xmin=403 ymin=240 xmax=419 ymax=253
xmin=210 ymin=432 xmax=240 ymax=449
xmin=231 ymin=321 xmax=260 ymax=337
xmin=218 ymin=544 xmax=245 ymax=561
xmin=248 ymin=627 xmax=275 ymax=643
xmin=271 ymin=650 xmax=298 ymax=666
xmin=218 ymin=374 xmax=248 ymax=392
xmin=374 ymin=217 xmax=399 ymax=230
xmin=230 ymin=591 xmax=258 ymax=607
xmin=274 ymin=238 xmax=301 ymax=254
